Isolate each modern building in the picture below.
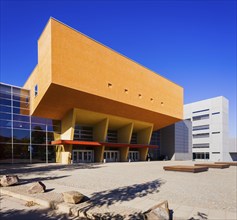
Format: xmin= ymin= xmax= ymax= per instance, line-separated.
xmin=0 ymin=18 xmax=183 ymax=164
xmin=158 ymin=120 xmax=192 ymax=161
xmin=184 ymin=96 xmax=230 ymax=161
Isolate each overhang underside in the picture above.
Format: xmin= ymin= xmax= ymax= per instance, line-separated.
xmin=51 ymin=140 xmax=158 ymax=149
xmin=32 ymin=83 xmax=181 ymax=130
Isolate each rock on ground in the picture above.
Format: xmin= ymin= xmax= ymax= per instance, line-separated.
xmin=0 ymin=175 xmax=19 ymax=187
xmin=63 ymin=191 xmax=84 ymax=204
xmin=28 ymin=181 xmax=46 ymax=194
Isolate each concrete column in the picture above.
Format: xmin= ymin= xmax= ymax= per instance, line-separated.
xmin=118 ymin=123 xmax=133 ymax=143
xmin=93 ymin=118 xmax=109 ymax=141
xmin=93 ymin=118 xmax=109 ymax=162
xmin=94 ymin=145 xmax=105 ymax=163
xmin=57 ymin=109 xmax=76 ymax=164
xmin=137 ymin=126 xmax=153 ymax=144
xmin=60 ymin=109 xmax=76 ymax=140
xmin=137 ymin=125 xmax=153 ymax=161
xmin=139 ymin=147 xmax=149 ymax=161
xmin=120 ymin=146 xmax=129 ymax=162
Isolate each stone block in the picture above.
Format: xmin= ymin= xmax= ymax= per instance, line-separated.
xmin=144 ymin=200 xmax=170 ymax=220
xmin=63 ymin=191 xmax=84 ymax=204
xmin=28 ymin=181 xmax=46 ymax=194
xmin=0 ymin=175 xmax=19 ymax=187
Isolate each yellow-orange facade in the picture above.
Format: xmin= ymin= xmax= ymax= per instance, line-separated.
xmin=23 ymin=18 xmax=183 ymax=164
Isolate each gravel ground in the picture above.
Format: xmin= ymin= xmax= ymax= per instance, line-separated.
xmin=1 ymin=160 xmax=237 ymax=216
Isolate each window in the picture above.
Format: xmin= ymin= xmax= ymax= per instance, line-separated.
xmin=108 ymin=83 xmax=112 ymax=88
xmin=192 ymin=114 xmax=209 ymax=121
xmin=193 ymin=125 xmax=209 ymax=131
xmin=124 ymin=89 xmax=128 ymax=93
xmin=193 ymin=133 xmax=209 ymax=138
xmin=34 ymin=85 xmax=38 ymax=97
xmin=212 ymin=112 xmax=220 ymax=115
xmin=212 ymin=132 xmax=220 ymax=134
xmin=193 ymin=143 xmax=209 ymax=148
xmin=212 ymin=152 xmax=220 ymax=154
xmin=192 ymin=109 xmax=209 ymax=114
xmin=138 ymin=94 xmax=142 ymax=98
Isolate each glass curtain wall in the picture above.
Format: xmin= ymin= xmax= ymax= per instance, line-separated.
xmin=0 ymin=83 xmax=60 ymax=164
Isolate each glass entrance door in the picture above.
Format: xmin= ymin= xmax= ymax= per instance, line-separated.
xmin=72 ymin=150 xmax=94 ymax=163
xmin=104 ymin=150 xmax=120 ymax=162
xmin=128 ymin=151 xmax=139 ymax=161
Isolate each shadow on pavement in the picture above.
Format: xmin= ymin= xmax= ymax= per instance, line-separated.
xmin=80 ymin=179 xmax=166 ymax=218
xmin=0 ymin=208 xmax=73 ymax=220
xmin=0 ymin=163 xmax=103 ymax=176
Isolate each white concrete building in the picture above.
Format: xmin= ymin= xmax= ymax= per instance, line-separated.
xmin=184 ymin=96 xmax=231 ymax=162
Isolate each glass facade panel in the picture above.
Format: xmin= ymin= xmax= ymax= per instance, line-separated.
xmin=13 ymin=129 xmax=30 ymax=143
xmin=13 ymin=121 xmax=30 ymax=129
xmin=0 ymin=83 xmax=60 ymax=163
xmin=13 ymin=114 xmax=30 ymax=122
xmin=13 ymin=144 xmax=30 ymax=163
xmin=0 ymin=128 xmax=12 ymax=143
xmin=32 ymin=130 xmax=46 ymax=144
xmin=0 ymin=112 xmax=11 ymax=120
xmin=13 ymin=107 xmax=30 ymax=115
xmin=0 ymin=119 xmax=12 ymax=128
xmin=0 ymin=98 xmax=11 ymax=106
xmin=0 ymin=105 xmax=11 ymax=113
xmin=0 ymin=144 xmax=12 ymax=163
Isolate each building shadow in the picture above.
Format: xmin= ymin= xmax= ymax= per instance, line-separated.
xmin=0 ymin=208 xmax=72 ymax=220
xmin=0 ymin=163 xmax=103 ymax=176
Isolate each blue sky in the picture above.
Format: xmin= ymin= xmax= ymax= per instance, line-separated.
xmin=0 ymin=0 xmax=236 ymax=136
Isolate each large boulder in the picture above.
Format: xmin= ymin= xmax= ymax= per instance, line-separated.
xmin=28 ymin=181 xmax=46 ymax=194
xmin=63 ymin=191 xmax=84 ymax=204
xmin=144 ymin=200 xmax=170 ymax=220
xmin=0 ymin=175 xmax=19 ymax=187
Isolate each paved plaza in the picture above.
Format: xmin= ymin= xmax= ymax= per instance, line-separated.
xmin=0 ymin=161 xmax=237 ymax=219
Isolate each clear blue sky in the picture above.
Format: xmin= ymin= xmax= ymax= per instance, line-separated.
xmin=0 ymin=0 xmax=236 ymax=136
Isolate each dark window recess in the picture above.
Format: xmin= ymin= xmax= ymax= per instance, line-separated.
xmin=212 ymin=112 xmax=220 ymax=115
xmin=193 ymin=133 xmax=209 ymax=138
xmin=192 ymin=114 xmax=209 ymax=121
xmin=212 ymin=132 xmax=220 ymax=134
xmin=193 ymin=143 xmax=210 ymax=148
xmin=192 ymin=109 xmax=209 ymax=114
xmin=131 ymin=133 xmax=137 ymax=144
xmin=107 ymin=130 xmax=118 ymax=143
xmin=34 ymin=85 xmax=38 ymax=96
xmin=212 ymin=152 xmax=220 ymax=154
xmin=193 ymin=125 xmax=209 ymax=131
xmin=74 ymin=126 xmax=93 ymax=141
xmin=150 ymin=131 xmax=160 ymax=146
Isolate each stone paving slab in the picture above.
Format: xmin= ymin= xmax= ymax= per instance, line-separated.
xmin=1 ymin=185 xmax=236 ymax=219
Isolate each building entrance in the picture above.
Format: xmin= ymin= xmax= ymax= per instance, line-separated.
xmin=128 ymin=151 xmax=140 ymax=161
xmin=72 ymin=150 xmax=94 ymax=163
xmin=104 ymin=150 xmax=120 ymax=162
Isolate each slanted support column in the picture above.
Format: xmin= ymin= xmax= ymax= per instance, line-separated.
xmin=93 ymin=118 xmax=109 ymax=162
xmin=139 ymin=147 xmax=149 ymax=161
xmin=58 ymin=109 xmax=76 ymax=164
xmin=117 ymin=123 xmax=133 ymax=162
xmin=120 ymin=147 xmax=129 ymax=162
xmin=137 ymin=125 xmax=153 ymax=161
xmin=118 ymin=123 xmax=133 ymax=143
xmin=95 ymin=145 xmax=105 ymax=163
xmin=61 ymin=109 xmax=76 ymax=140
